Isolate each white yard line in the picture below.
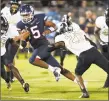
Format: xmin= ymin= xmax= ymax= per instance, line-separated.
xmin=2 ymin=96 xmax=67 ymax=100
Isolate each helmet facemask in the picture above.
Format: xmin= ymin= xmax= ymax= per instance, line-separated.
xmin=21 ymin=12 xmax=34 ymax=23
xmin=10 ymin=3 xmax=20 ymax=14
xmin=61 ymin=15 xmax=72 ymax=26
xmin=20 ymin=4 xmax=34 ymax=23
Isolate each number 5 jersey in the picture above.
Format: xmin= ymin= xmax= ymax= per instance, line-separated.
xmin=17 ymin=14 xmax=48 ymax=49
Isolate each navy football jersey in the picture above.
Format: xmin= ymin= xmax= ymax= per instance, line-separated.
xmin=17 ymin=13 xmax=49 ymax=48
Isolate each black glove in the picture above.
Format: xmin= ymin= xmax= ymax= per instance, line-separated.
xmin=48 ymin=44 xmax=56 ymax=52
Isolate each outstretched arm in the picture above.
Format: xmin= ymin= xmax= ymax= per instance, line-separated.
xmin=94 ymin=26 xmax=105 ymax=44
xmin=48 ymin=41 xmax=65 ymax=52
xmin=43 ymin=20 xmax=57 ymax=35
xmin=13 ymin=29 xmax=30 ymax=41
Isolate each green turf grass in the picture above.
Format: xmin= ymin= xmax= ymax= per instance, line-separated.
xmin=1 ymin=55 xmax=108 ymax=100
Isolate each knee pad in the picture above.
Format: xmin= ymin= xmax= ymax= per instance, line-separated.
xmin=29 ymin=56 xmax=40 ymax=64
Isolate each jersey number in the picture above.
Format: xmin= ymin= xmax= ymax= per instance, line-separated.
xmin=30 ymin=25 xmax=41 ymax=39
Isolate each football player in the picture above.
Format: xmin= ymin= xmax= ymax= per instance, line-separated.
xmin=95 ymin=8 xmax=109 ymax=88
xmin=1 ymin=15 xmax=29 ymax=92
xmin=48 ymin=14 xmax=109 ymax=98
xmin=16 ymin=4 xmax=85 ymax=91
xmin=1 ymin=0 xmax=21 ymax=82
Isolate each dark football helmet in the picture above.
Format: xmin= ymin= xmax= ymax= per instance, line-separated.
xmin=1 ymin=14 xmax=9 ymax=35
xmin=61 ymin=14 xmax=72 ymax=26
xmin=10 ymin=0 xmax=21 ymax=14
xmin=20 ymin=4 xmax=34 ymax=23
xmin=105 ymin=8 xmax=109 ymax=27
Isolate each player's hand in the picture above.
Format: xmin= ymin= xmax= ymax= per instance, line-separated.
xmin=21 ymin=29 xmax=29 ymax=34
xmin=43 ymin=30 xmax=51 ymax=35
xmin=13 ymin=36 xmax=21 ymax=41
xmin=20 ymin=29 xmax=30 ymax=40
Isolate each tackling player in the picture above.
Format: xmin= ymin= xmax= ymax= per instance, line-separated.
xmin=48 ymin=14 xmax=109 ymax=98
xmin=1 ymin=0 xmax=21 ymax=82
xmin=1 ymin=15 xmax=29 ymax=92
xmin=95 ymin=8 xmax=109 ymax=88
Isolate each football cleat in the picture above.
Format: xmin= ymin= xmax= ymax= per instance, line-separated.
xmin=53 ymin=67 xmax=61 ymax=82
xmin=23 ymin=83 xmax=29 ymax=92
xmin=6 ymin=82 xmax=12 ymax=90
xmin=79 ymin=92 xmax=89 ymax=98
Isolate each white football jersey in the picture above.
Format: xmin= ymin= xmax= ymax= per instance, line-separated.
xmin=95 ymin=16 xmax=108 ymax=43
xmin=1 ymin=6 xmax=21 ymax=38
xmin=1 ymin=25 xmax=16 ymax=56
xmin=55 ymin=22 xmax=94 ymax=56
xmin=1 ymin=34 xmax=8 ymax=56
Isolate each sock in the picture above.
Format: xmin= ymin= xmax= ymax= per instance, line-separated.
xmin=20 ymin=79 xmax=25 ymax=85
xmin=48 ymin=65 xmax=55 ymax=72
xmin=10 ymin=71 xmax=14 ymax=80
xmin=81 ymin=88 xmax=88 ymax=93
xmin=7 ymin=71 xmax=11 ymax=81
xmin=74 ymin=78 xmax=78 ymax=84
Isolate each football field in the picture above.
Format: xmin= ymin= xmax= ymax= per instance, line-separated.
xmin=1 ymin=55 xmax=108 ymax=100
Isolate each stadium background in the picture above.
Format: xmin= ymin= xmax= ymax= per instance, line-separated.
xmin=1 ymin=0 xmax=109 ymax=100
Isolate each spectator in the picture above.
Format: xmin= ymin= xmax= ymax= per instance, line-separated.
xmin=84 ymin=10 xmax=96 ymax=43
xmin=79 ymin=16 xmax=86 ymax=31
xmin=92 ymin=12 xmax=97 ymax=21
xmin=45 ymin=5 xmax=61 ymax=44
xmin=78 ymin=0 xmax=88 ymax=16
xmin=46 ymin=5 xmax=61 ymax=21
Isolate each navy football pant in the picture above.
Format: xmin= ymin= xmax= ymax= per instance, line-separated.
xmin=29 ymin=45 xmax=60 ymax=67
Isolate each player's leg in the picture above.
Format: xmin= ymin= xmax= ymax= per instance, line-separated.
xmin=1 ymin=57 xmax=11 ymax=89
xmin=29 ymin=46 xmax=61 ymax=81
xmin=75 ymin=53 xmax=91 ymax=98
xmin=3 ymin=50 xmax=29 ymax=92
xmin=5 ymin=42 xmax=19 ymax=83
xmin=93 ymin=47 xmax=109 ymax=88
xmin=5 ymin=67 xmax=11 ymax=83
xmin=29 ymin=48 xmax=49 ymax=68
xmin=60 ymin=49 xmax=67 ymax=66
xmin=6 ymin=63 xmax=29 ymax=92
xmin=101 ymin=45 xmax=109 ymax=88
xmin=39 ymin=45 xmax=76 ymax=82
xmin=103 ymin=75 xmax=109 ymax=88
xmin=45 ymin=54 xmax=90 ymax=98
xmin=45 ymin=55 xmax=75 ymax=80
xmin=29 ymin=45 xmax=74 ymax=81
xmin=101 ymin=45 xmax=108 ymax=60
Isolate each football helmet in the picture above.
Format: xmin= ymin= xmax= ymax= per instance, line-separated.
xmin=1 ymin=14 xmax=9 ymax=35
xmin=10 ymin=0 xmax=21 ymax=14
xmin=20 ymin=4 xmax=34 ymax=23
xmin=105 ymin=8 xmax=109 ymax=27
xmin=61 ymin=14 xmax=72 ymax=26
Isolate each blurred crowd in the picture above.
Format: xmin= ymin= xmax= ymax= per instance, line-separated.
xmin=2 ymin=0 xmax=108 ymax=59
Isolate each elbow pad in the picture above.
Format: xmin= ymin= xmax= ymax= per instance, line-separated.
xmin=21 ymin=40 xmax=27 ymax=48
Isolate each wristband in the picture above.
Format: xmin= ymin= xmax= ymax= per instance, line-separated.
xmin=48 ymin=27 xmax=55 ymax=32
